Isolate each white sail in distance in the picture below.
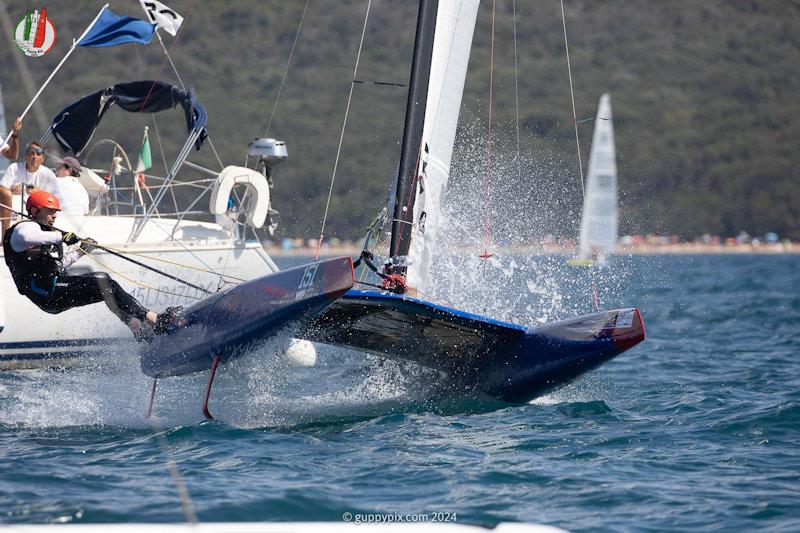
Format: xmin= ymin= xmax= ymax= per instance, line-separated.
xmin=578 ymin=93 xmax=618 ymax=260
xmin=401 ymin=0 xmax=480 ymax=292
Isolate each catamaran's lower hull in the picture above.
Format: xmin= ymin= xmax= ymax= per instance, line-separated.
xmin=139 ymin=257 xmax=354 ymax=378
xmin=300 ymin=290 xmax=645 ymax=403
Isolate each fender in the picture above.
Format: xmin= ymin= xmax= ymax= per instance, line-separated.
xmin=209 ymin=166 xmax=270 ymax=229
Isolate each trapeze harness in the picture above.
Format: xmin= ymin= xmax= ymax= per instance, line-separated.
xmin=2 ymin=221 xmax=149 ymax=323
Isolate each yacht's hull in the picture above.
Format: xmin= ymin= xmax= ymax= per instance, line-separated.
xmin=300 ymin=289 xmax=645 ymax=403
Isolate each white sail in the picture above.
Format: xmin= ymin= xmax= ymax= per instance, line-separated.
xmin=404 ymin=0 xmax=480 ymax=292
xmin=578 ymin=93 xmax=617 ymax=260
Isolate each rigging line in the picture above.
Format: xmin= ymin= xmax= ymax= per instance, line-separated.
xmin=125 ymin=0 xmax=232 ymax=283
xmin=138 ymin=0 xmax=198 ymax=114
xmin=483 ymin=0 xmax=496 ymax=255
xmin=559 ymin=0 xmax=598 ymax=311
xmin=559 ymin=0 xmax=585 ymax=199
xmin=80 ymin=252 xmax=204 ymax=300
xmin=265 ymin=0 xmax=310 ymax=138
xmin=315 ymin=0 xmax=373 ymax=260
xmin=154 ymin=25 xmax=224 ymax=171
xmin=353 ymin=80 xmax=406 ymax=87
xmin=151 ymin=119 xmax=175 ymax=216
xmin=95 ymin=244 xmax=247 ymax=282
xmin=512 ymin=0 xmax=521 ymax=182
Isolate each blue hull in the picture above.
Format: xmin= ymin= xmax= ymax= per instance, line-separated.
xmin=300 ymin=289 xmax=645 ymax=403
xmin=140 ymin=257 xmax=354 ymax=378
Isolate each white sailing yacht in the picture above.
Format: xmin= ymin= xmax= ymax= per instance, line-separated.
xmin=0 ymin=81 xmax=281 ymax=368
xmin=300 ymin=2 xmax=644 ymax=404
xmin=570 ymin=93 xmax=618 ymax=266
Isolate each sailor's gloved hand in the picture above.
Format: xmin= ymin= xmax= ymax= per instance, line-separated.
xmin=61 ymin=232 xmax=80 ymax=245
xmin=79 ymin=238 xmax=98 ymax=254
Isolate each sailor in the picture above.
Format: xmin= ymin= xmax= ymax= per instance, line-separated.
xmin=2 ymin=190 xmax=178 ymax=340
xmin=0 ymin=139 xmax=57 ymax=237
xmin=380 ymin=261 xmax=407 ymax=294
xmin=0 ymin=117 xmax=23 ymax=235
xmin=43 ymin=156 xmax=90 ymax=215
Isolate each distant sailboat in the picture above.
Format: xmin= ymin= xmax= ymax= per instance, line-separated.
xmin=569 ymin=93 xmax=617 ymax=267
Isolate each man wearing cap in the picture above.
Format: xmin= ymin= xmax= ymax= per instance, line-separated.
xmin=43 ymin=156 xmax=90 ymax=216
xmin=2 ymin=190 xmax=179 ymax=341
xmin=0 ymin=140 xmax=56 ymax=238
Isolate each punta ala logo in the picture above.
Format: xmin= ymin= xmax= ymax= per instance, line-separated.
xmin=14 ymin=8 xmax=57 ymax=57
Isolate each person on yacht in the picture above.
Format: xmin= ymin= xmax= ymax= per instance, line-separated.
xmin=0 ymin=117 xmax=21 ymax=160
xmin=0 ymin=140 xmax=56 ymax=238
xmin=2 ymin=190 xmax=179 ymax=341
xmin=43 ymin=157 xmax=90 ymax=215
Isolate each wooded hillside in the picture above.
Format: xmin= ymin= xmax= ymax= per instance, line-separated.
xmin=1 ymin=0 xmax=797 ymax=240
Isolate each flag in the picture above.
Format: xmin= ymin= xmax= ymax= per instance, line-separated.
xmin=77 ymin=8 xmax=155 ymax=48
xmin=139 ymin=0 xmax=184 ymax=37
xmin=135 ymin=129 xmax=152 ymax=174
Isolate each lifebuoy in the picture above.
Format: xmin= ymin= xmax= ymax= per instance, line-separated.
xmin=209 ymin=166 xmax=270 ymax=229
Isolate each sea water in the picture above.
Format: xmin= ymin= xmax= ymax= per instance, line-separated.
xmin=0 ymin=253 xmax=798 ymax=531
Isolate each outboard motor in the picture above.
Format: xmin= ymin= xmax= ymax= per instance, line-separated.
xmin=247 ymin=138 xmax=286 ymax=235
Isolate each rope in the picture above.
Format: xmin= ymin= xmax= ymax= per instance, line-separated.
xmin=559 ymin=0 xmax=599 ymax=311
xmin=126 ymin=0 xmax=231 ymax=284
xmin=559 ymin=0 xmax=585 ymax=200
xmin=137 ymin=0 xmax=198 ymax=113
xmin=95 ymin=243 xmax=246 ymax=282
xmin=315 ymin=0 xmax=373 ymax=260
xmin=264 ymin=0 xmax=310 ymax=137
xmin=80 ymin=251 xmax=204 ymax=301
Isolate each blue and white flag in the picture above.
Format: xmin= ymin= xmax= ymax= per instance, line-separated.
xmin=77 ymin=8 xmax=155 ymax=48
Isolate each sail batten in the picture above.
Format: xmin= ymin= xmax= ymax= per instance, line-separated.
xmin=390 ymin=0 xmax=480 ymax=292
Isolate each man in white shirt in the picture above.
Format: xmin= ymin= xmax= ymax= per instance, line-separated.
xmin=43 ymin=156 xmax=90 ymax=216
xmin=0 ymin=140 xmax=56 ymax=237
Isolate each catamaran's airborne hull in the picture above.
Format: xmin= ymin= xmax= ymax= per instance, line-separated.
xmin=300 ymin=290 xmax=645 ymax=403
xmin=140 ymin=257 xmax=354 ymax=378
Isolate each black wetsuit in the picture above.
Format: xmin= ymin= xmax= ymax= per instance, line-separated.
xmin=3 ymin=221 xmax=149 ymax=324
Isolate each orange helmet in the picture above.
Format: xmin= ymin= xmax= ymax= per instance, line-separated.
xmin=26 ymin=191 xmax=61 ymax=212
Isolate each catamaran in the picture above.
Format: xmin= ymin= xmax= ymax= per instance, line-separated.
xmin=569 ymin=93 xmax=618 ymax=267
xmin=293 ymin=2 xmax=644 ymax=404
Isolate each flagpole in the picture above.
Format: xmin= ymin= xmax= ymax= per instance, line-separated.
xmin=0 ymin=4 xmax=109 ymax=154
